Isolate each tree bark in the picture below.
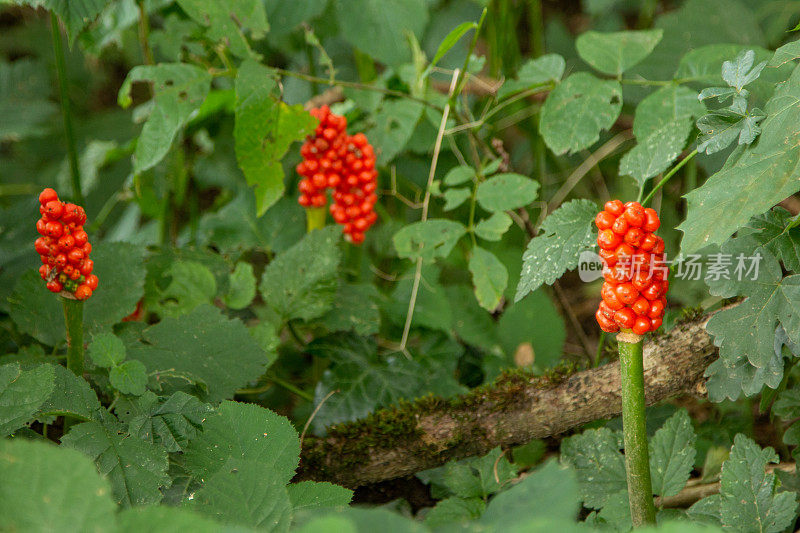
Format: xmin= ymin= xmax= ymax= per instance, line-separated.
xmin=299 ymin=311 xmax=718 ymax=488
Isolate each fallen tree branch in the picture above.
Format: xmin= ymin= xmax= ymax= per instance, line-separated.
xmin=299 ymin=311 xmax=718 ymax=488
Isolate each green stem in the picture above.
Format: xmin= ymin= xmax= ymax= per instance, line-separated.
xmin=306 ymin=46 xmax=319 ymax=96
xmin=618 ymin=334 xmax=656 ymax=527
xmin=50 ymin=13 xmax=83 ymax=205
xmin=527 ymin=0 xmax=545 ymax=57
xmin=137 ymin=0 xmax=155 ymax=65
xmin=452 ymin=7 xmax=488 ymax=106
xmin=306 ymin=206 xmax=327 ymax=233
xmin=641 ymin=149 xmax=698 ymax=206
xmin=61 ymin=297 xmax=84 ymax=378
xmin=594 ymin=331 xmax=606 ymax=367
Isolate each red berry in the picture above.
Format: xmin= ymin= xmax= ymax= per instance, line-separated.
xmin=74 ymin=285 xmax=92 ymax=300
xmin=36 ymin=219 xmax=47 ymax=235
xmin=604 ymin=200 xmax=624 ymax=216
xmin=82 ymin=242 xmax=92 ymax=255
xmin=54 ymin=254 xmax=68 ymax=269
xmin=601 ymin=283 xmax=624 ymax=310
xmin=80 ymin=259 xmax=94 ymax=276
xmin=639 ymin=233 xmax=658 ymax=252
xmin=623 ymin=204 xmax=645 ymax=227
xmin=650 ymin=317 xmax=663 ymax=330
xmin=641 ymin=283 xmax=662 ymax=300
xmin=44 ymin=221 xmax=62 ymax=238
xmin=643 ymin=208 xmax=660 ymax=232
xmin=615 ymin=283 xmax=639 ymax=306
xmin=611 ymin=216 xmax=629 ymax=235
xmin=624 ymin=227 xmax=644 ymax=247
xmin=35 ymin=237 xmax=49 ymax=255
xmin=39 ymin=188 xmax=58 ymax=205
xmin=72 ymin=229 xmax=88 ymax=247
xmin=58 ymin=235 xmax=75 ymax=251
xmin=39 ymin=265 xmax=50 ymax=280
xmin=85 ymin=274 xmax=99 ymax=290
xmin=67 ymin=248 xmax=84 ymax=264
xmin=632 ymin=297 xmax=650 ymax=316
xmin=597 ymin=229 xmax=622 ymax=250
xmin=46 ymin=280 xmax=62 ymax=293
xmin=598 ymin=248 xmax=617 ymax=267
xmin=648 ymin=299 xmax=665 ymax=318
xmin=596 ymin=309 xmax=620 ymax=332
xmin=632 ymin=316 xmax=651 ymax=335
xmin=614 ymin=308 xmax=636 ymax=329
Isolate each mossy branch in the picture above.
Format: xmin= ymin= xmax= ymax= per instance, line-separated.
xmin=298 ymin=309 xmax=720 ymax=488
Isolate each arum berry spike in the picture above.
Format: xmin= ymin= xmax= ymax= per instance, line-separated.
xmin=595 ymin=200 xmax=666 ymax=527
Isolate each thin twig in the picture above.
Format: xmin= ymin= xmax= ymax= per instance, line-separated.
xmin=552 ymin=281 xmax=594 ymax=360
xmin=399 ymin=70 xmax=460 ymax=355
xmin=300 ymin=389 xmax=339 ymax=448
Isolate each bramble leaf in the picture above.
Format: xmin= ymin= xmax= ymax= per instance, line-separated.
xmin=649 ymin=410 xmax=696 ymax=498
xmin=515 ymin=199 xmax=597 ymax=301
xmin=576 ymin=29 xmax=663 ymax=76
xmin=88 ymin=332 xmax=126 ymax=368
xmin=175 ymin=0 xmax=268 ymax=59
xmin=287 ymin=481 xmax=353 ymax=512
xmin=109 ymin=360 xmax=148 ymax=396
xmin=0 ymin=363 xmax=54 ymax=437
xmin=117 ymin=391 xmax=210 ymax=453
xmin=560 ymin=427 xmax=626 ymax=509
xmin=540 ymin=73 xmax=622 ymax=155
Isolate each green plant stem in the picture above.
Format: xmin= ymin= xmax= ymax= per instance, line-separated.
xmin=137 ymin=0 xmax=155 ymax=65
xmin=50 ymin=13 xmax=83 ymax=205
xmin=306 ymin=207 xmax=326 ymax=233
xmin=527 ymin=0 xmax=544 ymax=57
xmin=618 ymin=334 xmax=656 ymax=527
xmin=594 ymin=331 xmax=606 ymax=367
xmin=452 ymin=7 xmax=487 ymax=106
xmin=61 ymin=297 xmax=84 ymax=378
xmin=640 ymin=149 xmax=698 ymax=206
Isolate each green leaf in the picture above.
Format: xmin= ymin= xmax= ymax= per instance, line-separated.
xmin=364 ymin=99 xmax=424 ymax=165
xmin=393 ymin=219 xmax=467 ymax=262
xmin=88 ymin=332 xmax=126 ymax=368
xmin=320 ymin=282 xmax=381 ymax=336
xmin=442 ymin=187 xmax=471 ymax=211
xmin=431 ymin=22 xmax=476 ymax=67
xmin=0 ymin=59 xmax=57 ymax=141
xmin=116 ymin=506 xmax=231 ymax=533
xmin=560 ymin=427 xmax=626 ymax=509
xmin=224 ymin=262 xmax=256 ymax=310
xmin=260 ymin=225 xmax=341 ymax=322
xmin=741 ymin=207 xmax=800 ymax=272
xmin=234 ymin=60 xmax=317 ymax=215
xmin=175 ymin=0 xmax=268 ymax=59
xmin=43 ymin=0 xmax=107 ymax=44
xmin=498 ymin=54 xmax=565 ymax=100
xmin=515 ymin=199 xmax=597 ymax=301
xmin=576 ymin=29 xmax=663 ymax=76
xmin=769 ymin=39 xmax=800 ymax=67
xmin=424 ymin=497 xmax=484 ymax=528
xmin=773 ymin=388 xmax=800 ymax=454
xmin=442 ymin=447 xmax=517 ymax=499
xmin=649 ymin=410 xmax=697 ymax=498
xmin=117 ymin=391 xmax=210 ymax=453
xmin=619 ymin=85 xmax=705 ymax=185
xmin=191 ymin=458 xmax=292 ymax=531
xmin=679 ymin=63 xmax=800 ymax=255
xmin=35 ymin=363 xmax=102 ymax=422
xmin=61 ymin=420 xmax=171 ymax=507
xmin=443 ymin=165 xmax=476 ymax=186
xmin=721 ymin=49 xmax=766 ymax=92
xmin=287 ymin=481 xmax=353 ymax=512
xmin=184 ymin=401 xmax=300 ymax=483
xmin=388 ymin=265 xmax=453 ymax=333
xmin=0 ymin=363 xmax=54 ymax=437
xmin=475 ymin=173 xmax=539 ymax=212
xmin=696 ymin=109 xmax=764 ymax=155
xmin=334 ymin=0 xmax=429 ymax=66
xmin=125 ymin=305 xmax=269 ymax=402
xmin=8 ymin=270 xmax=64 ymax=346
xmin=497 ymin=289 xmax=565 ymax=371
xmin=85 ymin=242 xmax=147 ymax=332
xmin=469 ymin=246 xmax=508 ymax=311
xmin=110 ymin=360 xmax=148 ymax=396
xmin=118 ymin=63 xmax=212 ymax=173
xmin=718 ymin=435 xmax=797 ymax=532
xmin=0 ymin=439 xmax=116 ymax=531
xmin=540 ymin=72 xmax=622 ymax=155
xmin=480 ymin=460 xmax=580 ymax=528
xmin=474 ymin=212 xmax=513 ymax=241
xmin=151 ymin=260 xmax=217 ymax=318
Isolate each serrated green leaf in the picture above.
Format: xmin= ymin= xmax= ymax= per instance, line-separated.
xmin=679 ymin=63 xmax=800 ymax=255
xmin=431 ymin=22 xmax=476 ymax=67
xmin=705 ymin=345 xmax=784 ymax=402
xmin=560 ymin=427 xmax=626 ymax=509
xmin=224 ymin=262 xmax=256 ymax=310
xmin=620 ymin=85 xmax=704 ymax=185
xmin=321 ymin=282 xmax=381 ymax=336
xmin=576 ymin=29 xmax=663 ymax=76
xmin=44 ymin=0 xmax=107 ymax=44
xmin=443 ymin=165 xmax=476 ymax=186
xmin=110 ymin=359 xmax=148 ymax=396
xmin=540 ymin=73 xmax=622 ymax=155
xmin=118 ymin=63 xmax=211 ymax=173
xmin=0 ymin=439 xmax=116 ymax=531
xmin=442 ymin=187 xmax=471 ymax=211
xmin=61 ymin=420 xmax=170 ymax=507
xmin=393 ymin=219 xmax=467 ymax=262
xmin=334 ymin=0 xmax=428 ymax=66
xmin=176 ymin=0 xmax=267 ymax=59
xmin=0 ymin=363 xmax=54 ymax=437
xmin=287 ymin=481 xmax=353 ymax=512
xmin=88 ymin=332 xmax=126 ymax=368
xmin=260 ymin=225 xmax=341 ymax=322
xmin=469 ymin=246 xmax=508 ymax=311
xmin=718 ymin=435 xmax=797 ymax=532
xmin=474 ymin=212 xmax=513 ymax=241
xmin=117 ymin=391 xmax=210 ymax=453
xmin=424 ymin=497 xmax=484 ymax=528
xmin=364 ymin=99 xmax=424 ymax=165
xmin=515 ymin=199 xmax=597 ymax=301
xmin=475 ymin=173 xmax=539 ymax=212
xmin=36 ymin=363 xmax=103 ymax=422
xmin=443 ymin=447 xmax=517 ymax=499
xmin=498 ymin=54 xmax=565 ymax=100
xmin=769 ymin=39 xmax=800 ymax=67
xmin=151 ymin=260 xmax=217 ymax=318
xmin=184 ymin=401 xmax=300 ymax=483
xmin=234 ymin=60 xmax=317 ymax=215
xmin=191 ymin=458 xmax=292 ymax=531
xmin=649 ymin=410 xmax=697 ymax=498
xmin=696 ymin=109 xmax=764 ymax=155
xmin=687 ymin=493 xmax=723 ymax=526
xmin=125 ymin=305 xmax=268 ymax=402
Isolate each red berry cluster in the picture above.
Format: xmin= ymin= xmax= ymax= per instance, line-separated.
xmin=34 ymin=188 xmax=98 ymax=300
xmin=594 ymin=200 xmax=668 ymax=336
xmin=296 ymin=106 xmax=378 ymax=244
